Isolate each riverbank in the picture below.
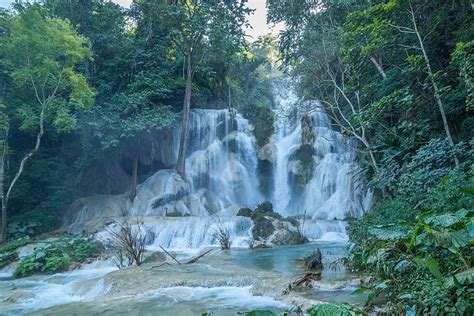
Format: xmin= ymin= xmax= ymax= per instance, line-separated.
xmin=0 ymin=242 xmax=364 ymax=315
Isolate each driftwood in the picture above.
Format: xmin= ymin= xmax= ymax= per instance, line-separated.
xmin=185 ymin=249 xmax=213 ymax=264
xmin=159 ymin=245 xmax=213 ymax=265
xmin=282 ymin=272 xmax=322 ymax=295
xmin=159 ymin=245 xmax=182 ymax=265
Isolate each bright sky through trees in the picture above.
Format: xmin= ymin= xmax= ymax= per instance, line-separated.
xmin=0 ymin=0 xmax=283 ymax=40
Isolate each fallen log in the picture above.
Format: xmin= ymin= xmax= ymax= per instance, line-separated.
xmin=282 ymin=272 xmax=322 ymax=295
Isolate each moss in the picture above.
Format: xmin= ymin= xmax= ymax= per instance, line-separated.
xmin=252 ymin=216 xmax=275 ymax=240
xmin=237 ymin=207 xmax=253 ymax=217
xmin=241 ymin=105 xmax=274 ymax=147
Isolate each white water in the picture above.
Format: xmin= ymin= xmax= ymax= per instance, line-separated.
xmin=67 ymin=78 xmax=370 ymax=250
xmin=143 ymin=216 xmax=253 ymax=251
xmin=0 ymin=261 xmax=117 ymax=314
xmin=271 ymin=78 xmax=371 ymax=219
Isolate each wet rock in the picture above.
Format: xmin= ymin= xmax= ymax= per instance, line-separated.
xmin=288 ymin=144 xmax=315 ymax=190
xmin=237 ymin=207 xmax=252 ymax=217
xmin=304 ymin=248 xmax=323 ymax=271
xmin=301 ymin=114 xmax=316 ymax=145
xmin=64 ymin=194 xmax=131 ymax=234
xmin=143 ymin=251 xmax=166 ymax=264
xmin=252 ymin=216 xmax=275 ymax=240
xmin=254 ymin=201 xmax=282 ymax=219
xmin=131 ymin=169 xmax=190 ymax=215
xmin=272 ymin=229 xmax=308 ymax=245
xmin=257 ymin=159 xmax=274 ymax=199
xmin=151 ymin=189 xmax=187 ymax=209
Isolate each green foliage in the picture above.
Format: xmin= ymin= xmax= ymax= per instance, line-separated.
xmin=14 ymin=234 xmax=101 ymax=278
xmin=242 ymin=103 xmax=274 ymax=147
xmin=0 ymin=251 xmax=18 ymax=269
xmin=0 ymin=236 xmax=29 ymax=253
xmin=0 ymin=237 xmax=30 ymax=268
xmin=307 ymin=303 xmax=366 ymax=316
xmin=2 ymin=4 xmax=95 ymax=133
xmin=244 ymin=311 xmax=278 ymax=316
xmin=347 ymin=169 xmax=473 ymax=314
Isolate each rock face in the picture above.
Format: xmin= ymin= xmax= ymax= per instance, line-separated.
xmin=64 ymin=194 xmax=131 ymax=234
xmin=130 ymin=170 xmax=190 ymax=216
xmin=288 ymin=144 xmax=316 ymax=193
xmin=300 ymin=114 xmax=316 ymax=145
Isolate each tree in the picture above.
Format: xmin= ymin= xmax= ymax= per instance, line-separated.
xmin=0 ymin=4 xmax=94 ymax=242
xmin=154 ymin=0 xmax=250 ymax=179
xmin=387 ymin=0 xmax=459 ymax=166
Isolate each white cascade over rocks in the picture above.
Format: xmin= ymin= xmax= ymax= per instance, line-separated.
xmin=65 ymin=79 xmax=371 ymax=249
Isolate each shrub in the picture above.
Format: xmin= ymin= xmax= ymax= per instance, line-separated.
xmin=0 ymin=236 xmax=30 ymax=269
xmin=14 ymin=235 xmax=101 ymax=278
xmin=347 ymin=169 xmax=473 ymax=314
xmin=0 ymin=251 xmax=18 ymax=269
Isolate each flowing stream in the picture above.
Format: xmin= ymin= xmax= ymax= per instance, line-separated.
xmin=1 ymin=78 xmax=370 ymax=314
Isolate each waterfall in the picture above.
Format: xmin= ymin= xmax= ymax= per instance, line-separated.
xmin=68 ymin=78 xmax=371 ymax=249
xmin=270 ymin=78 xmax=371 ymax=219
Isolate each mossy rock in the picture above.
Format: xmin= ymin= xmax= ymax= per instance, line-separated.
xmin=252 ymin=216 xmax=275 ymax=240
xmin=143 ymin=251 xmax=166 ymax=264
xmin=241 ymin=105 xmax=274 ymax=147
xmin=288 ymin=144 xmax=315 ymax=189
xmin=289 ymin=144 xmax=315 ymax=169
xmin=256 ymin=201 xmax=273 ymax=214
xmin=237 ymin=207 xmax=253 ymax=217
xmin=254 ymin=201 xmax=282 ymax=219
xmin=300 ymin=114 xmax=316 ymax=145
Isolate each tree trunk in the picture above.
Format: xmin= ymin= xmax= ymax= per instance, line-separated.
xmin=228 ymin=82 xmax=231 ymax=109
xmin=409 ymin=2 xmax=459 ymax=166
xmin=369 ymin=55 xmax=387 ymax=80
xmin=129 ymin=155 xmax=138 ymax=201
xmin=0 ymin=129 xmax=7 ymax=243
xmin=176 ymin=52 xmax=193 ymax=179
xmin=1 ymin=105 xmax=45 ymax=242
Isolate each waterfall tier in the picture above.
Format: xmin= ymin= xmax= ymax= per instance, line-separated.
xmin=65 ymin=79 xmax=371 ymax=249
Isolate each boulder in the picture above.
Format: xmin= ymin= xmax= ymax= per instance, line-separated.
xmin=237 ymin=207 xmax=252 ymax=217
xmin=130 ymin=169 xmax=190 ymax=216
xmin=254 ymin=201 xmax=282 ymax=219
xmin=64 ymin=194 xmax=131 ymax=234
xmin=252 ymin=216 xmax=275 ymax=240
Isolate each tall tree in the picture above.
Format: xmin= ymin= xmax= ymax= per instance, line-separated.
xmin=0 ymin=4 xmax=94 ymax=242
xmin=155 ymin=0 xmax=250 ymax=179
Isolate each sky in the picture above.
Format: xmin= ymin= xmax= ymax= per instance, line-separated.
xmin=0 ymin=0 xmax=284 ymax=40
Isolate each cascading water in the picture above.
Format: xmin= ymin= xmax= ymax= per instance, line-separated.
xmin=270 ymin=78 xmax=372 ymax=220
xmin=67 ymin=78 xmax=371 ymax=249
